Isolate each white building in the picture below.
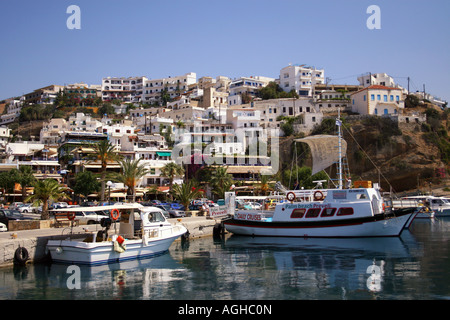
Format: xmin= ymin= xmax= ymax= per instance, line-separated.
xmin=40 ymin=118 xmax=68 ymax=145
xmin=142 ymin=72 xmax=197 ymax=105
xmin=68 ymin=113 xmax=103 ymax=132
xmin=350 ymin=85 xmax=405 ymax=116
xmin=102 ymin=76 xmax=147 ymax=103
xmin=228 ymin=76 xmax=275 ymax=106
xmin=0 ymin=97 xmax=23 ymax=125
xmin=279 ymin=64 xmax=325 ymax=97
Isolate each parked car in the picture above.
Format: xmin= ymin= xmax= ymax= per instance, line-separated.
xmin=18 ymin=204 xmax=39 ymax=213
xmin=0 ymin=222 xmax=7 ymax=232
xmin=52 ymin=202 xmax=69 ymax=209
xmin=168 ymin=209 xmax=186 ymax=218
xmin=170 ymin=202 xmax=185 ymax=210
xmin=150 ymin=200 xmax=162 ymax=205
xmin=52 ymin=209 xmax=110 ymax=225
xmin=0 ymin=209 xmax=32 ymax=229
xmin=8 ymin=202 xmax=23 ymax=210
xmin=80 ymin=201 xmax=97 ymax=207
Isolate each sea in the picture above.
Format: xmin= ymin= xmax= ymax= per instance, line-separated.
xmin=0 ymin=217 xmax=449 ymax=311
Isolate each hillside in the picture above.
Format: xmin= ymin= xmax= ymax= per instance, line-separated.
xmin=281 ymin=106 xmax=450 ymax=194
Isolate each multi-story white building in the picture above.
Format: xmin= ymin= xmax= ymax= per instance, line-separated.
xmin=357 ymin=73 xmax=404 ymax=90
xmin=102 ymin=76 xmax=147 ymax=103
xmin=279 ymin=64 xmax=325 ymax=97
xmin=0 ymin=97 xmax=24 ymax=125
xmin=350 ymin=85 xmax=405 ymax=116
xmin=142 ymin=72 xmax=197 ymax=105
xmin=23 ymin=85 xmax=65 ymax=105
xmin=40 ymin=118 xmax=68 ymax=145
xmin=228 ymin=76 xmax=275 ymax=106
xmin=68 ymin=112 xmax=103 ymax=132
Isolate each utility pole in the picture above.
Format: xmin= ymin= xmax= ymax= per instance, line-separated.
xmin=407 ymin=77 xmax=410 ymax=95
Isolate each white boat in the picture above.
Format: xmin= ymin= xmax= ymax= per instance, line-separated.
xmin=400 ymin=195 xmax=450 ymax=218
xmin=223 ymin=111 xmax=418 ymax=238
xmin=46 ymin=204 xmax=187 ymax=266
xmin=223 ymin=187 xmax=417 ymax=238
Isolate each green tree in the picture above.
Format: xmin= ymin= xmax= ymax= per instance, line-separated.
xmin=210 ymin=166 xmax=233 ymax=199
xmin=112 ymin=158 xmax=149 ymax=202
xmin=90 ymin=140 xmax=122 ymax=201
xmin=73 ymin=171 xmax=101 ymax=198
xmin=26 ymin=179 xmax=70 ymax=220
xmin=97 ymin=103 xmax=115 ymax=116
xmin=170 ymin=180 xmax=202 ymax=212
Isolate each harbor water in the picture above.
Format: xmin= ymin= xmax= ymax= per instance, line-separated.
xmin=0 ymin=218 xmax=449 ymax=301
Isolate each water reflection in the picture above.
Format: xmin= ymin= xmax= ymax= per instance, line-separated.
xmin=2 ymin=218 xmax=450 ymax=300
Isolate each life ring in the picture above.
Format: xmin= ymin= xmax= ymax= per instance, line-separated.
xmin=14 ymin=247 xmax=29 ymax=265
xmin=314 ymin=190 xmax=324 ymax=201
xmin=286 ymin=192 xmax=296 ymax=202
xmin=110 ymin=208 xmax=120 ymax=221
xmin=67 ymin=212 xmax=76 ymax=221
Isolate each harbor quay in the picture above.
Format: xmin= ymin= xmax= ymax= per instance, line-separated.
xmin=0 ymin=216 xmax=221 ymax=267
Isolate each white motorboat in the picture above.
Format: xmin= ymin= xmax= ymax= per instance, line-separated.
xmin=223 ymin=111 xmax=418 ymax=238
xmin=400 ymin=195 xmax=450 ymax=218
xmin=46 ymin=204 xmax=187 ymax=265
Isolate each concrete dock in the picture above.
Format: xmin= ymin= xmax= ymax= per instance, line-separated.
xmin=0 ymin=217 xmax=222 ymax=267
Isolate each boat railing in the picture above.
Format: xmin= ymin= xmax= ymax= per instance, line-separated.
xmin=143 ymin=224 xmax=185 ymax=239
xmin=391 ymin=199 xmax=422 ymax=209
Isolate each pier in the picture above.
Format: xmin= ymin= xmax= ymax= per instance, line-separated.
xmin=0 ymin=216 xmax=221 ymax=267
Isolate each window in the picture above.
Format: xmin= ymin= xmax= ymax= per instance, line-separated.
xmin=396 ymin=95 xmax=400 ymax=101
xmin=337 ymin=208 xmax=354 ymax=216
xmin=364 ymin=95 xmax=366 ymax=101
xmin=390 ymin=95 xmax=394 ymax=101
xmin=320 ymin=208 xmax=336 ymax=217
xmin=305 ymin=208 xmax=321 ymax=218
xmin=384 ymin=95 xmax=387 ymax=102
xmin=371 ymin=94 xmax=375 ymax=101
xmin=377 ymin=95 xmax=381 ymax=101
xmin=290 ymin=208 xmax=306 ymax=218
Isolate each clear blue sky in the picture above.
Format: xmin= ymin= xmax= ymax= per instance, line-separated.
xmin=1 ymin=0 xmax=449 ymax=102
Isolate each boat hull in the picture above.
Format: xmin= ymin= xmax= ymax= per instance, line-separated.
xmin=223 ymin=208 xmax=417 ymax=238
xmin=47 ymin=226 xmax=187 ymax=266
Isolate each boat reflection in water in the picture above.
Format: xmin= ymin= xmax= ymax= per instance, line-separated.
xmin=220 ymin=231 xmax=421 ymax=297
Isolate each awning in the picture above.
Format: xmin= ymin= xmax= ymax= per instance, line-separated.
xmin=156 ymin=151 xmax=171 ymax=157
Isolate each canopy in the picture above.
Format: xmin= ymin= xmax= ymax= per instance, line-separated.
xmin=156 ymin=151 xmax=171 ymax=157
xmin=294 ymin=135 xmax=347 ymax=175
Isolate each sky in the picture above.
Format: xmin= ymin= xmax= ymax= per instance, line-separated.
xmin=0 ymin=0 xmax=449 ymax=102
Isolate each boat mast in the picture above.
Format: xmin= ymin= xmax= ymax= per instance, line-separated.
xmin=337 ymin=107 xmax=343 ymax=189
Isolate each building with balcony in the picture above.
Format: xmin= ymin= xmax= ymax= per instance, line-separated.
xmin=279 ymin=64 xmax=324 ymax=97
xmin=23 ymin=85 xmax=65 ymax=105
xmin=102 ymin=76 xmax=147 ymax=103
xmin=228 ymin=76 xmax=275 ymax=106
xmin=142 ymin=72 xmax=197 ymax=105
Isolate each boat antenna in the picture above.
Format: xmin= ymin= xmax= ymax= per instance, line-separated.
xmin=337 ymin=107 xmax=343 ymax=189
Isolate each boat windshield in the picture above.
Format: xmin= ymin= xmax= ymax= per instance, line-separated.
xmin=148 ymin=211 xmax=165 ymax=223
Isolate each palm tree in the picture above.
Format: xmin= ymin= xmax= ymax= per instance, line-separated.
xmin=210 ymin=166 xmax=233 ymax=199
xmin=90 ymin=140 xmax=122 ymax=202
xmin=26 ymin=179 xmax=70 ymax=220
xmin=170 ymin=180 xmax=202 ymax=213
xmin=257 ymin=174 xmax=271 ymax=196
xmin=112 ymin=158 xmax=149 ymax=202
xmin=13 ymin=166 xmax=37 ymax=201
xmin=161 ymin=162 xmax=185 ymax=199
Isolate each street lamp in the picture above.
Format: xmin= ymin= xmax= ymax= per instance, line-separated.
xmin=107 ymin=180 xmax=112 ymax=204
